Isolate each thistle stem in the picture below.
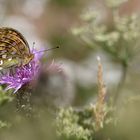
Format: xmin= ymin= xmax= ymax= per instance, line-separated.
xmin=16 ymin=91 xmax=32 ymax=117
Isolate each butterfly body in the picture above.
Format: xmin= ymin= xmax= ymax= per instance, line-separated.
xmin=0 ymin=27 xmax=34 ymax=70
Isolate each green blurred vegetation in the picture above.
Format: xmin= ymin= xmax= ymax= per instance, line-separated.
xmin=0 ymin=0 xmax=140 ymax=140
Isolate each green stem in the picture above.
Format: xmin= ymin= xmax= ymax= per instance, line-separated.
xmin=16 ymin=91 xmax=32 ymax=117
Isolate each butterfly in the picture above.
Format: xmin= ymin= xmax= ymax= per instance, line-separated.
xmin=0 ymin=27 xmax=34 ymax=70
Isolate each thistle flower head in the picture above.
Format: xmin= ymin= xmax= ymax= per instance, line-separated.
xmin=0 ymin=49 xmax=41 ymax=93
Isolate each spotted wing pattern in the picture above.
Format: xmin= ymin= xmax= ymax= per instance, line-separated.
xmin=0 ymin=27 xmax=32 ymax=69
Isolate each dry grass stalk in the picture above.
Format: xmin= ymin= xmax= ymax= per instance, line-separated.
xmin=94 ymin=56 xmax=107 ymax=131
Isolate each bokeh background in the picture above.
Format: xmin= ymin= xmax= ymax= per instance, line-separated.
xmin=0 ymin=0 xmax=140 ymax=140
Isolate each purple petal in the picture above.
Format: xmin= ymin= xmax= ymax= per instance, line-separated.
xmin=0 ymin=49 xmax=41 ymax=93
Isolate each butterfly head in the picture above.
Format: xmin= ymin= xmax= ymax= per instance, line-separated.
xmin=22 ymin=53 xmax=34 ymax=66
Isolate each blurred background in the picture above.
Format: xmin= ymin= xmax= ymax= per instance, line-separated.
xmin=0 ymin=0 xmax=140 ymax=140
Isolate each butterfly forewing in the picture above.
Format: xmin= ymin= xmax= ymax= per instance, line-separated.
xmin=0 ymin=27 xmax=33 ymax=69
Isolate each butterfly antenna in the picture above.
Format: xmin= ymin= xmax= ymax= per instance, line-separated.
xmin=35 ymin=46 xmax=59 ymax=54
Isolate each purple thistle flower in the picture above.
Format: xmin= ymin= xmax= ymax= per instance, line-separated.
xmin=0 ymin=49 xmax=41 ymax=93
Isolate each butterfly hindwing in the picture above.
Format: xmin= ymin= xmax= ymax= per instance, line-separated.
xmin=0 ymin=27 xmax=34 ymax=69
